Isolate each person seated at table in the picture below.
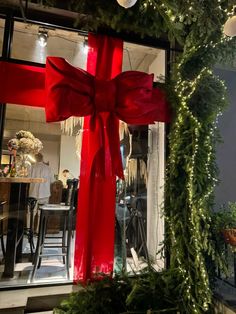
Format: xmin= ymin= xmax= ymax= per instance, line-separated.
xmin=61 ymin=169 xmax=74 ymax=188
xmin=28 ymin=153 xmax=54 ymax=232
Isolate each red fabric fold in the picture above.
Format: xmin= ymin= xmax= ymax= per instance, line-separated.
xmin=0 ymin=62 xmax=45 ymax=107
xmin=45 ymin=57 xmax=170 ymax=126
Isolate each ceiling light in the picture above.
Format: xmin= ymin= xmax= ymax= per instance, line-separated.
xmin=224 ymin=7 xmax=236 ymax=37
xmin=38 ymin=28 xmax=48 ymax=47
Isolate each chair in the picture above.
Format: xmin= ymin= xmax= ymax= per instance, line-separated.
xmin=0 ymin=201 xmax=6 ymax=258
xmin=30 ymin=179 xmax=78 ymax=282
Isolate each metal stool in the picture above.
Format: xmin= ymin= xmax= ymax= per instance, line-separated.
xmin=25 ymin=197 xmax=37 ymax=257
xmin=30 ymin=179 xmax=78 ymax=281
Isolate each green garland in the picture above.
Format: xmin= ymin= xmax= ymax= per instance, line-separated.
xmin=34 ymin=0 xmax=236 ymax=313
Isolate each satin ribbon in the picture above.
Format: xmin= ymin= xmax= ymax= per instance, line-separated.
xmin=45 ymin=56 xmax=170 ymax=180
xmin=45 ymin=57 xmax=169 ymax=126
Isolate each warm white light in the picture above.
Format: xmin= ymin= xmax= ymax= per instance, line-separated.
xmin=224 ymin=7 xmax=236 ymax=37
xmin=116 ymin=0 xmax=137 ymax=9
xmin=38 ymin=30 xmax=48 ymax=47
xmin=224 ymin=15 xmax=236 ymax=37
xmin=83 ymin=38 xmax=88 ymax=54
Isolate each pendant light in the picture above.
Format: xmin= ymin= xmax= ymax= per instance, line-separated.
xmin=116 ymin=0 xmax=138 ymax=9
xmin=38 ymin=28 xmax=48 ymax=47
xmin=224 ymin=7 xmax=236 ymax=37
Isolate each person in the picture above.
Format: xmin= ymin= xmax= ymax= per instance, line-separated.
xmin=61 ymin=169 xmax=74 ymax=188
xmin=28 ymin=153 xmax=54 ymax=232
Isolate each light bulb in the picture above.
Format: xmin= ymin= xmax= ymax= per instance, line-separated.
xmin=38 ymin=30 xmax=48 ymax=47
xmin=224 ymin=15 xmax=236 ymax=37
xmin=116 ymin=0 xmax=137 ymax=9
xmin=224 ymin=6 xmax=236 ymax=37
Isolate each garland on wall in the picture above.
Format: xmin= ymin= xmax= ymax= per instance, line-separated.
xmin=34 ymin=0 xmax=236 ymax=312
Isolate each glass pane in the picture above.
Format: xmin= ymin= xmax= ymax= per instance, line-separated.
xmin=1 ymin=25 xmax=166 ymax=288
xmin=12 ymin=21 xmax=87 ymax=68
xmin=0 ymin=18 xmax=5 ymax=56
xmin=0 ymin=104 xmax=80 ymax=287
xmin=115 ymin=44 xmax=166 ymax=274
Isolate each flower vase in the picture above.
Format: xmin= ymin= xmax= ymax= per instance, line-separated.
xmin=17 ymin=154 xmax=31 ymax=177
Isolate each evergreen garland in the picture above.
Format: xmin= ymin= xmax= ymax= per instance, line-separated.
xmin=33 ymin=0 xmax=236 ymax=312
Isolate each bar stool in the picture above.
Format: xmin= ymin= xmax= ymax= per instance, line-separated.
xmin=0 ymin=201 xmax=6 ymax=258
xmin=30 ymin=179 xmax=78 ymax=282
xmin=25 ymin=197 xmax=37 ymax=257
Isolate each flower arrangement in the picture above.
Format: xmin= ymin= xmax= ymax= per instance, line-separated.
xmin=8 ymin=130 xmax=43 ymax=155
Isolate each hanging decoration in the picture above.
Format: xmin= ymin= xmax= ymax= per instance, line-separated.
xmin=116 ymin=0 xmax=137 ymax=9
xmin=127 ymin=158 xmax=147 ymax=187
xmin=224 ymin=6 xmax=236 ymax=37
xmin=60 ymin=117 xmax=83 ymax=136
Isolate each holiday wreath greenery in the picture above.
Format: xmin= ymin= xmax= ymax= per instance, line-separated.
xmin=32 ymin=0 xmax=236 ymax=313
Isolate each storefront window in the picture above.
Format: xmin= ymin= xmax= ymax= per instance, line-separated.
xmin=0 ymin=19 xmax=166 ymax=287
xmin=115 ymin=43 xmax=166 ymax=274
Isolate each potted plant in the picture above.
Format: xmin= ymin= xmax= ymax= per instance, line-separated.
xmin=211 ymin=202 xmax=236 ymax=246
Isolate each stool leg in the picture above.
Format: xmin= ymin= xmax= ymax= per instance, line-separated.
xmin=29 ymin=206 xmax=35 ymax=257
xmin=31 ymin=212 xmax=45 ymax=281
xmin=38 ymin=214 xmax=48 ymax=269
xmin=62 ymin=216 xmax=67 ymax=265
xmin=66 ymin=211 xmax=72 ymax=279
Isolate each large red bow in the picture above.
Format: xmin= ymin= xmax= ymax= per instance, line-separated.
xmin=46 ymin=57 xmax=169 ymax=125
xmin=45 ymin=57 xmax=170 ymax=179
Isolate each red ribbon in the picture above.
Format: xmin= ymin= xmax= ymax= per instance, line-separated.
xmin=45 ymin=56 xmax=170 ymax=180
xmin=46 ymin=57 xmax=169 ymax=126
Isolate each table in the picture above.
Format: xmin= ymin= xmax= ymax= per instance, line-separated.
xmin=0 ymin=177 xmax=45 ymax=278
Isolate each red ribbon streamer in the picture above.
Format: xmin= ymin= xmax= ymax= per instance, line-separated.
xmin=73 ymin=34 xmax=124 ymax=281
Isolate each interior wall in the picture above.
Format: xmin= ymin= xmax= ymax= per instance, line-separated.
xmin=149 ymin=50 xmax=165 ymax=82
xmin=58 ymin=135 xmax=80 ymax=181
xmin=214 ymin=68 xmax=236 ymax=209
xmin=40 ymin=140 xmax=60 ymax=178
xmin=147 ymin=50 xmax=165 ymax=264
xmin=4 ymin=119 xmax=61 ymax=138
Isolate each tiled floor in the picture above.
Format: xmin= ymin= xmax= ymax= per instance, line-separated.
xmin=0 ymin=233 xmax=163 ymax=289
xmin=0 ymin=233 xmax=74 ymax=287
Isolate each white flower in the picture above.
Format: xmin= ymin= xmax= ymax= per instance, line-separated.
xmin=33 ymin=138 xmax=43 ymax=154
xmin=15 ymin=130 xmax=35 ymax=140
xmin=8 ymin=130 xmax=43 ymax=154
